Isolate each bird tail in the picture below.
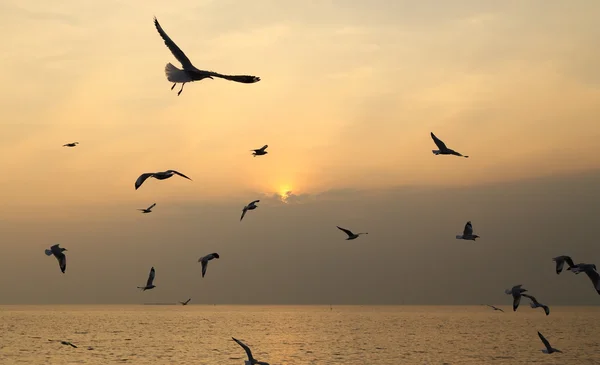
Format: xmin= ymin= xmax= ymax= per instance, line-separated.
xmin=165 ymin=63 xmax=192 ymax=83
xmin=44 ymin=249 xmax=53 ymax=256
xmin=455 ymin=235 xmax=463 ymax=239
xmin=432 ymin=150 xmax=440 ymax=155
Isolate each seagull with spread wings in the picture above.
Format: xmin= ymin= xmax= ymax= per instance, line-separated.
xmin=153 ymin=17 xmax=261 ymax=96
xmin=138 ymin=203 xmax=156 ymax=214
xmin=336 ymin=226 xmax=368 ymax=240
xmin=251 ymin=145 xmax=268 ymax=157
xmin=455 ymin=221 xmax=480 ymax=241
xmin=179 ymin=298 xmax=191 ymax=305
xmin=134 ymin=170 xmax=192 ymax=190
xmin=521 ymin=294 xmax=550 ymax=316
xmin=198 ymin=253 xmax=220 ymax=278
xmin=63 ymin=142 xmax=79 ymax=147
xmin=485 ymin=304 xmax=504 ymax=312
xmin=232 ymin=337 xmax=270 ymax=365
xmin=137 ymin=267 xmax=156 ymax=291
xmin=45 ymin=244 xmax=67 ymax=273
xmin=241 ymin=200 xmax=260 ymax=221
xmin=537 ymin=331 xmax=562 ymax=354
xmin=430 ymin=132 xmax=468 ymax=158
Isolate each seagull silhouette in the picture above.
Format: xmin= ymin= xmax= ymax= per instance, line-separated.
xmin=336 ymin=226 xmax=368 ymax=240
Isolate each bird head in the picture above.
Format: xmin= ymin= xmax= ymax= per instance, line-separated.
xmin=472 ymin=235 xmax=480 ymax=240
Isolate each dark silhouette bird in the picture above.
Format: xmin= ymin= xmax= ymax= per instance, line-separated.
xmin=485 ymin=304 xmax=504 ymax=312
xmin=137 ymin=267 xmax=156 ymax=291
xmin=336 ymin=226 xmax=368 ymax=240
xmin=505 ymin=284 xmax=527 ymax=311
xmin=198 ymin=253 xmax=220 ymax=278
xmin=241 ymin=200 xmax=260 ymax=221
xmin=553 ymin=255 xmax=575 ymax=274
xmin=135 ymin=170 xmax=192 ymax=190
xmin=153 ymin=17 xmax=261 ymax=96
xmin=138 ymin=203 xmax=156 ymax=214
xmin=430 ymin=132 xmax=468 ymax=158
xmin=456 ymin=221 xmax=480 ymax=241
xmin=521 ymin=294 xmax=550 ymax=315
xmin=232 ymin=337 xmax=270 ymax=365
xmin=48 ymin=339 xmax=77 ymax=348
xmin=537 ymin=331 xmax=562 ymax=354
xmin=44 ymin=244 xmax=67 ymax=273
xmin=63 ymin=142 xmax=79 ymax=147
xmin=251 ymin=145 xmax=268 ymax=157
xmin=179 ymin=298 xmax=191 ymax=305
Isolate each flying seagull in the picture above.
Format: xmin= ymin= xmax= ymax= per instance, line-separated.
xmin=504 ymin=285 xmax=527 ymax=311
xmin=179 ymin=298 xmax=191 ymax=305
xmin=485 ymin=304 xmax=504 ymax=312
xmin=232 ymin=337 xmax=270 ymax=365
xmin=137 ymin=267 xmax=156 ymax=291
xmin=251 ymin=145 xmax=268 ymax=157
xmin=430 ymin=132 xmax=468 ymax=158
xmin=336 ymin=226 xmax=368 ymax=240
xmin=48 ymin=339 xmax=77 ymax=348
xmin=198 ymin=253 xmax=220 ymax=278
xmin=138 ymin=203 xmax=156 ymax=214
xmin=63 ymin=142 xmax=79 ymax=147
xmin=135 ymin=170 xmax=192 ymax=190
xmin=537 ymin=331 xmax=562 ymax=354
xmin=553 ymin=255 xmax=575 ymax=274
xmin=153 ymin=17 xmax=261 ymax=96
xmin=241 ymin=200 xmax=260 ymax=221
xmin=521 ymin=294 xmax=550 ymax=316
xmin=44 ymin=244 xmax=67 ymax=273
xmin=455 ymin=221 xmax=480 ymax=241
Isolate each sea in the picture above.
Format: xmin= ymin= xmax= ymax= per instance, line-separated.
xmin=1 ymin=305 xmax=599 ymax=364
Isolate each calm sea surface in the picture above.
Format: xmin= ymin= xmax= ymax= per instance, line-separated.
xmin=1 ymin=305 xmax=599 ymax=364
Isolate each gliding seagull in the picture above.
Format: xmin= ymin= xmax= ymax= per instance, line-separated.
xmin=430 ymin=132 xmax=468 ymax=158
xmin=138 ymin=203 xmax=156 ymax=214
xmin=241 ymin=200 xmax=260 ymax=221
xmin=137 ymin=267 xmax=156 ymax=291
xmin=504 ymin=284 xmax=527 ymax=311
xmin=45 ymin=244 xmax=67 ymax=273
xmin=198 ymin=253 xmax=220 ymax=278
xmin=521 ymin=294 xmax=550 ymax=316
xmin=336 ymin=226 xmax=368 ymax=240
xmin=232 ymin=337 xmax=270 ymax=365
xmin=135 ymin=170 xmax=192 ymax=190
xmin=153 ymin=17 xmax=261 ymax=96
xmin=179 ymin=298 xmax=191 ymax=305
xmin=537 ymin=331 xmax=562 ymax=354
xmin=251 ymin=145 xmax=268 ymax=157
xmin=553 ymin=255 xmax=575 ymax=274
xmin=63 ymin=142 xmax=79 ymax=147
xmin=485 ymin=304 xmax=504 ymax=312
xmin=456 ymin=221 xmax=480 ymax=241
xmin=48 ymin=339 xmax=78 ymax=348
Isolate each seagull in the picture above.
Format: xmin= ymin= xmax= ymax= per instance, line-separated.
xmin=504 ymin=285 xmax=527 ymax=311
xmin=179 ymin=298 xmax=191 ymax=305
xmin=137 ymin=267 xmax=156 ymax=291
xmin=241 ymin=200 xmax=260 ymax=221
xmin=579 ymin=265 xmax=600 ymax=295
xmin=430 ymin=132 xmax=468 ymax=158
xmin=485 ymin=304 xmax=504 ymax=312
xmin=44 ymin=244 xmax=67 ymax=273
xmin=521 ymin=294 xmax=550 ymax=315
xmin=153 ymin=17 xmax=261 ymax=96
xmin=569 ymin=263 xmax=597 ymax=274
xmin=537 ymin=331 xmax=562 ymax=354
xmin=251 ymin=145 xmax=268 ymax=157
xmin=336 ymin=226 xmax=368 ymax=240
xmin=138 ymin=203 xmax=156 ymax=214
xmin=48 ymin=339 xmax=78 ymax=348
xmin=455 ymin=221 xmax=480 ymax=241
xmin=232 ymin=337 xmax=270 ymax=365
xmin=135 ymin=170 xmax=192 ymax=190
xmin=198 ymin=253 xmax=220 ymax=278
xmin=63 ymin=142 xmax=79 ymax=147
xmin=553 ymin=255 xmax=575 ymax=274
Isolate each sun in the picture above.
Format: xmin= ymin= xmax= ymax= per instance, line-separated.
xmin=278 ymin=185 xmax=292 ymax=203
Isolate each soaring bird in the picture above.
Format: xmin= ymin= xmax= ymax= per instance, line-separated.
xmin=521 ymin=294 xmax=550 ymax=316
xmin=251 ymin=145 xmax=268 ymax=157
xmin=137 ymin=267 xmax=156 ymax=291
xmin=153 ymin=17 xmax=261 ymax=96
xmin=336 ymin=226 xmax=368 ymax=240
xmin=63 ymin=142 xmax=79 ymax=147
xmin=198 ymin=253 xmax=220 ymax=278
xmin=485 ymin=304 xmax=504 ymax=312
xmin=134 ymin=170 xmax=192 ymax=190
xmin=430 ymin=132 xmax=468 ymax=158
xmin=48 ymin=339 xmax=77 ymax=348
xmin=456 ymin=221 xmax=480 ymax=241
xmin=138 ymin=203 xmax=156 ymax=214
xmin=537 ymin=331 xmax=562 ymax=354
xmin=552 ymin=255 xmax=575 ymax=274
xmin=504 ymin=285 xmax=527 ymax=311
xmin=232 ymin=337 xmax=270 ymax=365
xmin=179 ymin=298 xmax=191 ymax=305
xmin=44 ymin=244 xmax=67 ymax=273
xmin=241 ymin=200 xmax=260 ymax=221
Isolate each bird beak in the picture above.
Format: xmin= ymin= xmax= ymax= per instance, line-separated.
xmin=208 ymin=76 xmax=214 ymax=80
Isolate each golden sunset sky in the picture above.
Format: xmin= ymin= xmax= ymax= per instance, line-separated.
xmin=0 ymin=1 xmax=599 ymax=304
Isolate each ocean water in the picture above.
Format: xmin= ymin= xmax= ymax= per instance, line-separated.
xmin=1 ymin=305 xmax=599 ymax=364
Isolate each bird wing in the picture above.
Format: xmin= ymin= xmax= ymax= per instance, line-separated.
xmin=184 ymin=298 xmax=191 ymax=304
xmin=168 ymin=170 xmax=192 ymax=180
xmin=250 ymin=199 xmax=260 ymax=205
xmin=232 ymin=337 xmax=254 ymax=362
xmin=512 ymin=294 xmax=521 ymax=311
xmin=147 ymin=203 xmax=156 ymax=210
xmin=240 ymin=207 xmax=247 ymax=221
xmin=337 ymin=226 xmax=354 ymax=237
xmin=153 ymin=17 xmax=195 ymax=70
xmin=146 ymin=267 xmax=155 ymax=286
xmin=564 ymin=256 xmax=575 ymax=268
xmin=538 ymin=332 xmax=552 ymax=352
xmin=430 ymin=132 xmax=447 ymax=150
xmin=583 ymin=268 xmax=600 ymax=294
xmin=555 ymin=258 xmax=565 ymax=274
xmin=463 ymin=221 xmax=473 ymax=236
xmin=450 ymin=150 xmax=467 ymax=157
xmin=50 ymin=244 xmax=61 ymax=255
xmin=68 ymin=342 xmax=78 ymax=348
xmin=201 ymin=260 xmax=208 ymax=277
xmin=259 ymin=145 xmax=268 ymax=151
xmin=135 ymin=173 xmax=154 ymax=190
xmin=521 ymin=293 xmax=537 ymax=304
xmin=56 ymin=254 xmax=66 ymax=273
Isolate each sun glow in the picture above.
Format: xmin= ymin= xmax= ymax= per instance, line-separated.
xmin=278 ymin=185 xmax=292 ymax=203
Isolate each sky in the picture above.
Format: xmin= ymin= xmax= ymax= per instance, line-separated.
xmin=0 ymin=0 xmax=599 ymax=304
